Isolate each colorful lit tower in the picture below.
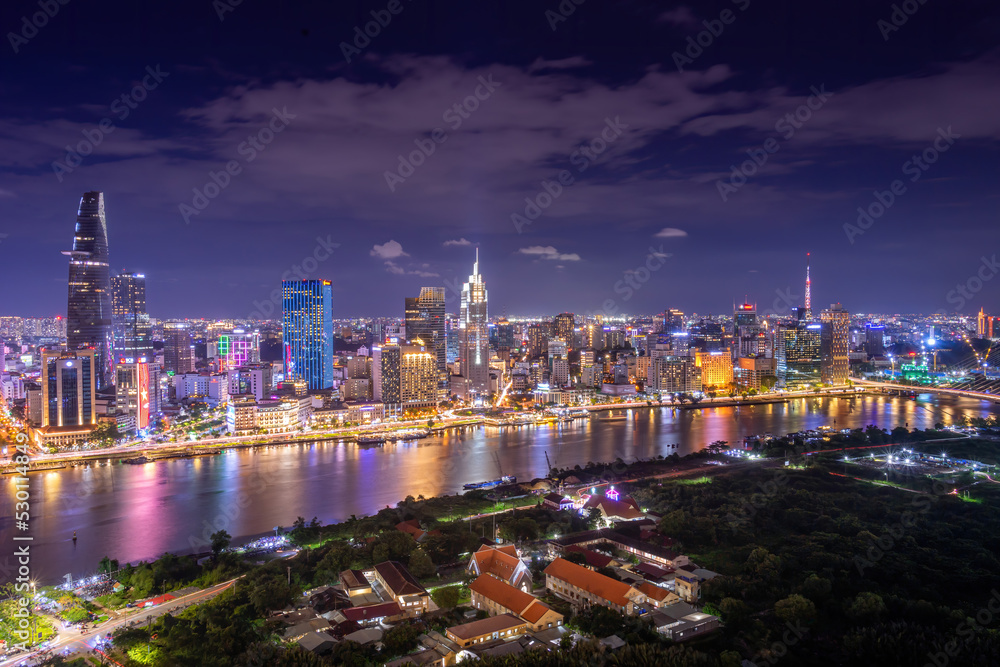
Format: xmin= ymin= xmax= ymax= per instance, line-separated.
xmin=803 ymin=252 xmax=812 ymax=320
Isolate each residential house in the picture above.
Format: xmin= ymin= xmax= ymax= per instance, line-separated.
xmin=582 ymin=494 xmax=647 ymax=523
xmin=543 ymin=557 xmax=646 ymax=615
xmin=636 ymin=582 xmax=681 ymax=609
xmin=469 ymin=575 xmax=564 ymax=632
xmin=372 ymin=561 xmax=430 ymax=615
xmin=467 ymin=544 xmax=533 ymax=592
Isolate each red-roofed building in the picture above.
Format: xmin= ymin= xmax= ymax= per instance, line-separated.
xmin=583 ymin=494 xmax=647 ymax=523
xmin=469 ymin=575 xmax=564 ymax=632
xmin=372 ymin=561 xmax=429 ymax=616
xmin=467 ymin=545 xmax=533 ymax=593
xmin=565 ymin=545 xmax=614 ymax=569
xmin=543 ymin=557 xmax=646 ymax=615
xmin=341 ymin=602 xmax=402 ymax=624
xmin=637 ymin=582 xmax=680 ymax=609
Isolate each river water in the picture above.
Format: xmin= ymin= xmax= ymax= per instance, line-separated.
xmin=3 ymin=393 xmax=996 ymax=584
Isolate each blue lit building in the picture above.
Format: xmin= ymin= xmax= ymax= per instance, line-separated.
xmin=282 ymin=280 xmax=333 ymax=390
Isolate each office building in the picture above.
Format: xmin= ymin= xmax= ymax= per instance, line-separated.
xmin=163 ymin=322 xmax=195 ymax=373
xmin=734 ymin=356 xmax=777 ymax=390
xmin=228 ymin=363 xmax=273 ymax=401
xmin=404 ymin=287 xmax=446 ymax=373
xmin=111 ymin=272 xmax=153 ymax=364
xmin=282 ymin=279 xmax=334 ymax=390
xmin=583 ymin=323 xmax=604 ymax=350
xmin=493 ymin=318 xmax=515 ymax=359
xmin=458 ymin=251 xmax=489 ymax=396
xmin=527 ymin=323 xmax=550 ymax=358
xmin=37 ymin=349 xmax=98 ymax=447
xmin=662 ymin=309 xmax=685 ymax=334
xmin=734 ymin=303 xmax=763 ymax=357
xmin=64 ymin=192 xmax=114 ymax=388
xmin=820 ymin=303 xmax=850 ymax=385
xmin=776 ymin=324 xmax=822 ymax=389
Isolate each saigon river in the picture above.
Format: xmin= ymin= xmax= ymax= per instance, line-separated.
xmin=3 ymin=393 xmax=998 ymax=584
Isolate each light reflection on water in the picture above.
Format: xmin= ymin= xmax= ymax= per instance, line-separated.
xmin=3 ymin=394 xmax=995 ymax=583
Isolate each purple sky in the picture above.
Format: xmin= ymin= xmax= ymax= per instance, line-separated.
xmin=1 ymin=1 xmax=999 ymax=318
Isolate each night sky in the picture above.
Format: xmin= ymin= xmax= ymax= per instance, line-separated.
xmin=1 ymin=0 xmax=998 ymax=318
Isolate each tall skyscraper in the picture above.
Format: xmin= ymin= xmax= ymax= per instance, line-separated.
xmin=820 ymin=303 xmax=850 ymax=385
xmin=401 ymin=345 xmax=438 ymax=402
xmin=662 ymin=309 xmax=685 ymax=334
xmin=282 ymin=280 xmax=334 ymax=390
xmin=111 ymin=272 xmax=153 ymax=363
xmin=404 ymin=287 xmax=446 ymax=373
xmin=64 ymin=192 xmax=113 ymax=388
xmin=803 ymin=252 xmax=812 ymax=320
xmin=116 ymin=360 xmax=160 ymax=432
xmin=163 ymin=322 xmax=195 ymax=373
xmin=459 ymin=250 xmax=489 ymax=395
xmin=734 ymin=303 xmax=763 ymax=357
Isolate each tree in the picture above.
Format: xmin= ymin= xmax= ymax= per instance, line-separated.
xmin=408 ymin=549 xmax=435 ymax=579
xmin=431 ymin=585 xmax=460 ymax=610
xmin=775 ymin=594 xmax=816 ymax=625
xmin=98 ymin=556 xmax=119 ymax=574
xmin=211 ymin=530 xmax=232 ymax=558
xmin=848 ymin=591 xmax=886 ymax=623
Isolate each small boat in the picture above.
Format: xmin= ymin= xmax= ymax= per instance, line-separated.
xmin=122 ymin=456 xmax=150 ymax=464
xmin=463 ymin=474 xmax=517 ymax=490
xmin=72 ymin=531 xmax=77 ymax=542
xmin=597 ymin=412 xmax=628 ymax=422
xmin=357 ymin=436 xmax=385 ymax=446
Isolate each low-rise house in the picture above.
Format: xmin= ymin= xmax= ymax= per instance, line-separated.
xmin=327 ymin=601 xmax=403 ymax=626
xmin=582 ymin=494 xmax=647 ymax=522
xmin=344 ymin=627 xmax=384 ymax=646
xmin=469 ymin=575 xmax=564 ymax=632
xmin=467 ymin=545 xmax=533 ymax=592
xmin=564 ymin=545 xmax=615 ymax=569
xmin=542 ymin=493 xmax=575 ymax=511
xmin=339 ymin=569 xmax=372 ymax=595
xmin=650 ymin=603 xmax=719 ymax=641
xmin=674 ymin=570 xmax=704 ymax=603
xmin=550 ymin=529 xmax=690 ymax=569
xmin=445 ymin=613 xmax=527 ymax=649
xmin=373 ymin=561 xmax=430 ymax=615
xmin=543 ymin=557 xmax=646 ymax=615
xmin=296 ymin=632 xmax=336 ymax=655
xmin=636 ymin=582 xmax=681 ymax=609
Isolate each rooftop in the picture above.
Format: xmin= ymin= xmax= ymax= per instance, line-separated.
xmin=374 ymin=561 xmax=428 ymax=597
xmin=543 ymin=557 xmax=636 ymax=607
xmin=447 ymin=613 xmax=525 ymax=641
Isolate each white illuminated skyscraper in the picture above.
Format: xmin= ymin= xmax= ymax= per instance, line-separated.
xmin=459 ymin=250 xmax=489 ymax=396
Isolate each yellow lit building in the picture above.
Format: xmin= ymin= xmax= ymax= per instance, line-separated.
xmin=694 ymin=350 xmax=733 ymax=388
xmin=401 ymin=346 xmax=438 ymax=402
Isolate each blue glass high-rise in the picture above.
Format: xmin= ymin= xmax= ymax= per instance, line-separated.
xmin=282 ymin=280 xmax=333 ymax=390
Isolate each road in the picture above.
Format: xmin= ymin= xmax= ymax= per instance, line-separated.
xmin=1 ymin=578 xmax=239 ymax=667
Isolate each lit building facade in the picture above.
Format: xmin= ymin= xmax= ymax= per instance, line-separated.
xmin=219 ymin=329 xmax=260 ymax=371
xmin=695 ymin=350 xmax=734 ymax=388
xmin=373 ymin=343 xmax=401 ymax=403
xmin=163 ymin=322 xmax=195 ymax=373
xmin=116 ymin=360 xmax=160 ymax=431
xmin=401 ymin=346 xmax=438 ymax=402
xmin=64 ymin=192 xmax=114 ymax=388
xmin=41 ymin=349 xmax=97 ymax=429
xmin=404 ymin=287 xmax=446 ymax=374
xmin=459 ymin=251 xmax=489 ymax=396
xmin=282 ymin=279 xmax=334 ymax=390
xmin=111 ymin=272 xmax=153 ymax=364
xmin=650 ymin=356 xmax=702 ymax=393
xmin=820 ymin=304 xmax=850 ymax=385
xmin=776 ymin=324 xmax=822 ymax=389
